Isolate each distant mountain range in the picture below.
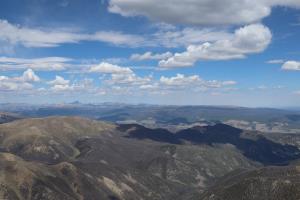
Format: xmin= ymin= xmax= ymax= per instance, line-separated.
xmin=1 ymin=103 xmax=300 ymax=133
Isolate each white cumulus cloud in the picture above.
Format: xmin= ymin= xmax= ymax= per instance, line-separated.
xmin=108 ymin=0 xmax=300 ymax=25
xmin=47 ymin=76 xmax=77 ymax=92
xmin=47 ymin=76 xmax=70 ymax=86
xmin=89 ymin=62 xmax=133 ymax=74
xmin=109 ymin=73 xmax=152 ymax=85
xmin=21 ymin=69 xmax=40 ymax=82
xmin=0 ymin=56 xmax=72 ymax=71
xmin=267 ymin=59 xmax=285 ymax=64
xmin=131 ymin=51 xmax=173 ymax=61
xmin=0 ymin=19 xmax=145 ymax=49
xmin=159 ymin=74 xmax=237 ymax=89
xmin=0 ymin=69 xmax=40 ymax=91
xmin=159 ymin=24 xmax=272 ymax=68
xmin=160 ymin=74 xmax=201 ymax=86
xmin=281 ymin=61 xmax=300 ymax=71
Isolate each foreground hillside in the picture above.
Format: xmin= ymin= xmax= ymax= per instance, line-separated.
xmin=200 ymin=165 xmax=300 ymax=200
xmin=0 ymin=117 xmax=299 ymax=200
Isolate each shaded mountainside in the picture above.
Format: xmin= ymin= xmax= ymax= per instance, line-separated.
xmin=0 ymin=117 xmax=300 ymax=199
xmin=0 ymin=112 xmax=22 ymax=124
xmin=200 ymin=165 xmax=300 ymax=200
xmin=119 ymin=123 xmax=300 ymax=165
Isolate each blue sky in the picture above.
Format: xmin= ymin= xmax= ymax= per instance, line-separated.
xmin=0 ymin=0 xmax=300 ymax=107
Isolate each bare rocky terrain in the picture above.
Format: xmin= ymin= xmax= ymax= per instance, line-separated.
xmin=200 ymin=165 xmax=300 ymax=200
xmin=0 ymin=116 xmax=300 ymax=200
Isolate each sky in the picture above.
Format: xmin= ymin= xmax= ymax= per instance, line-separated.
xmin=0 ymin=0 xmax=300 ymax=107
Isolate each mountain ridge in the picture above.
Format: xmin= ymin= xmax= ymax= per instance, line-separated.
xmin=0 ymin=116 xmax=299 ymax=199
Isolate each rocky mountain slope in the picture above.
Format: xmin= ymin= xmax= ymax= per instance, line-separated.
xmin=200 ymin=165 xmax=300 ymax=200
xmin=0 ymin=117 xmax=299 ymax=200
